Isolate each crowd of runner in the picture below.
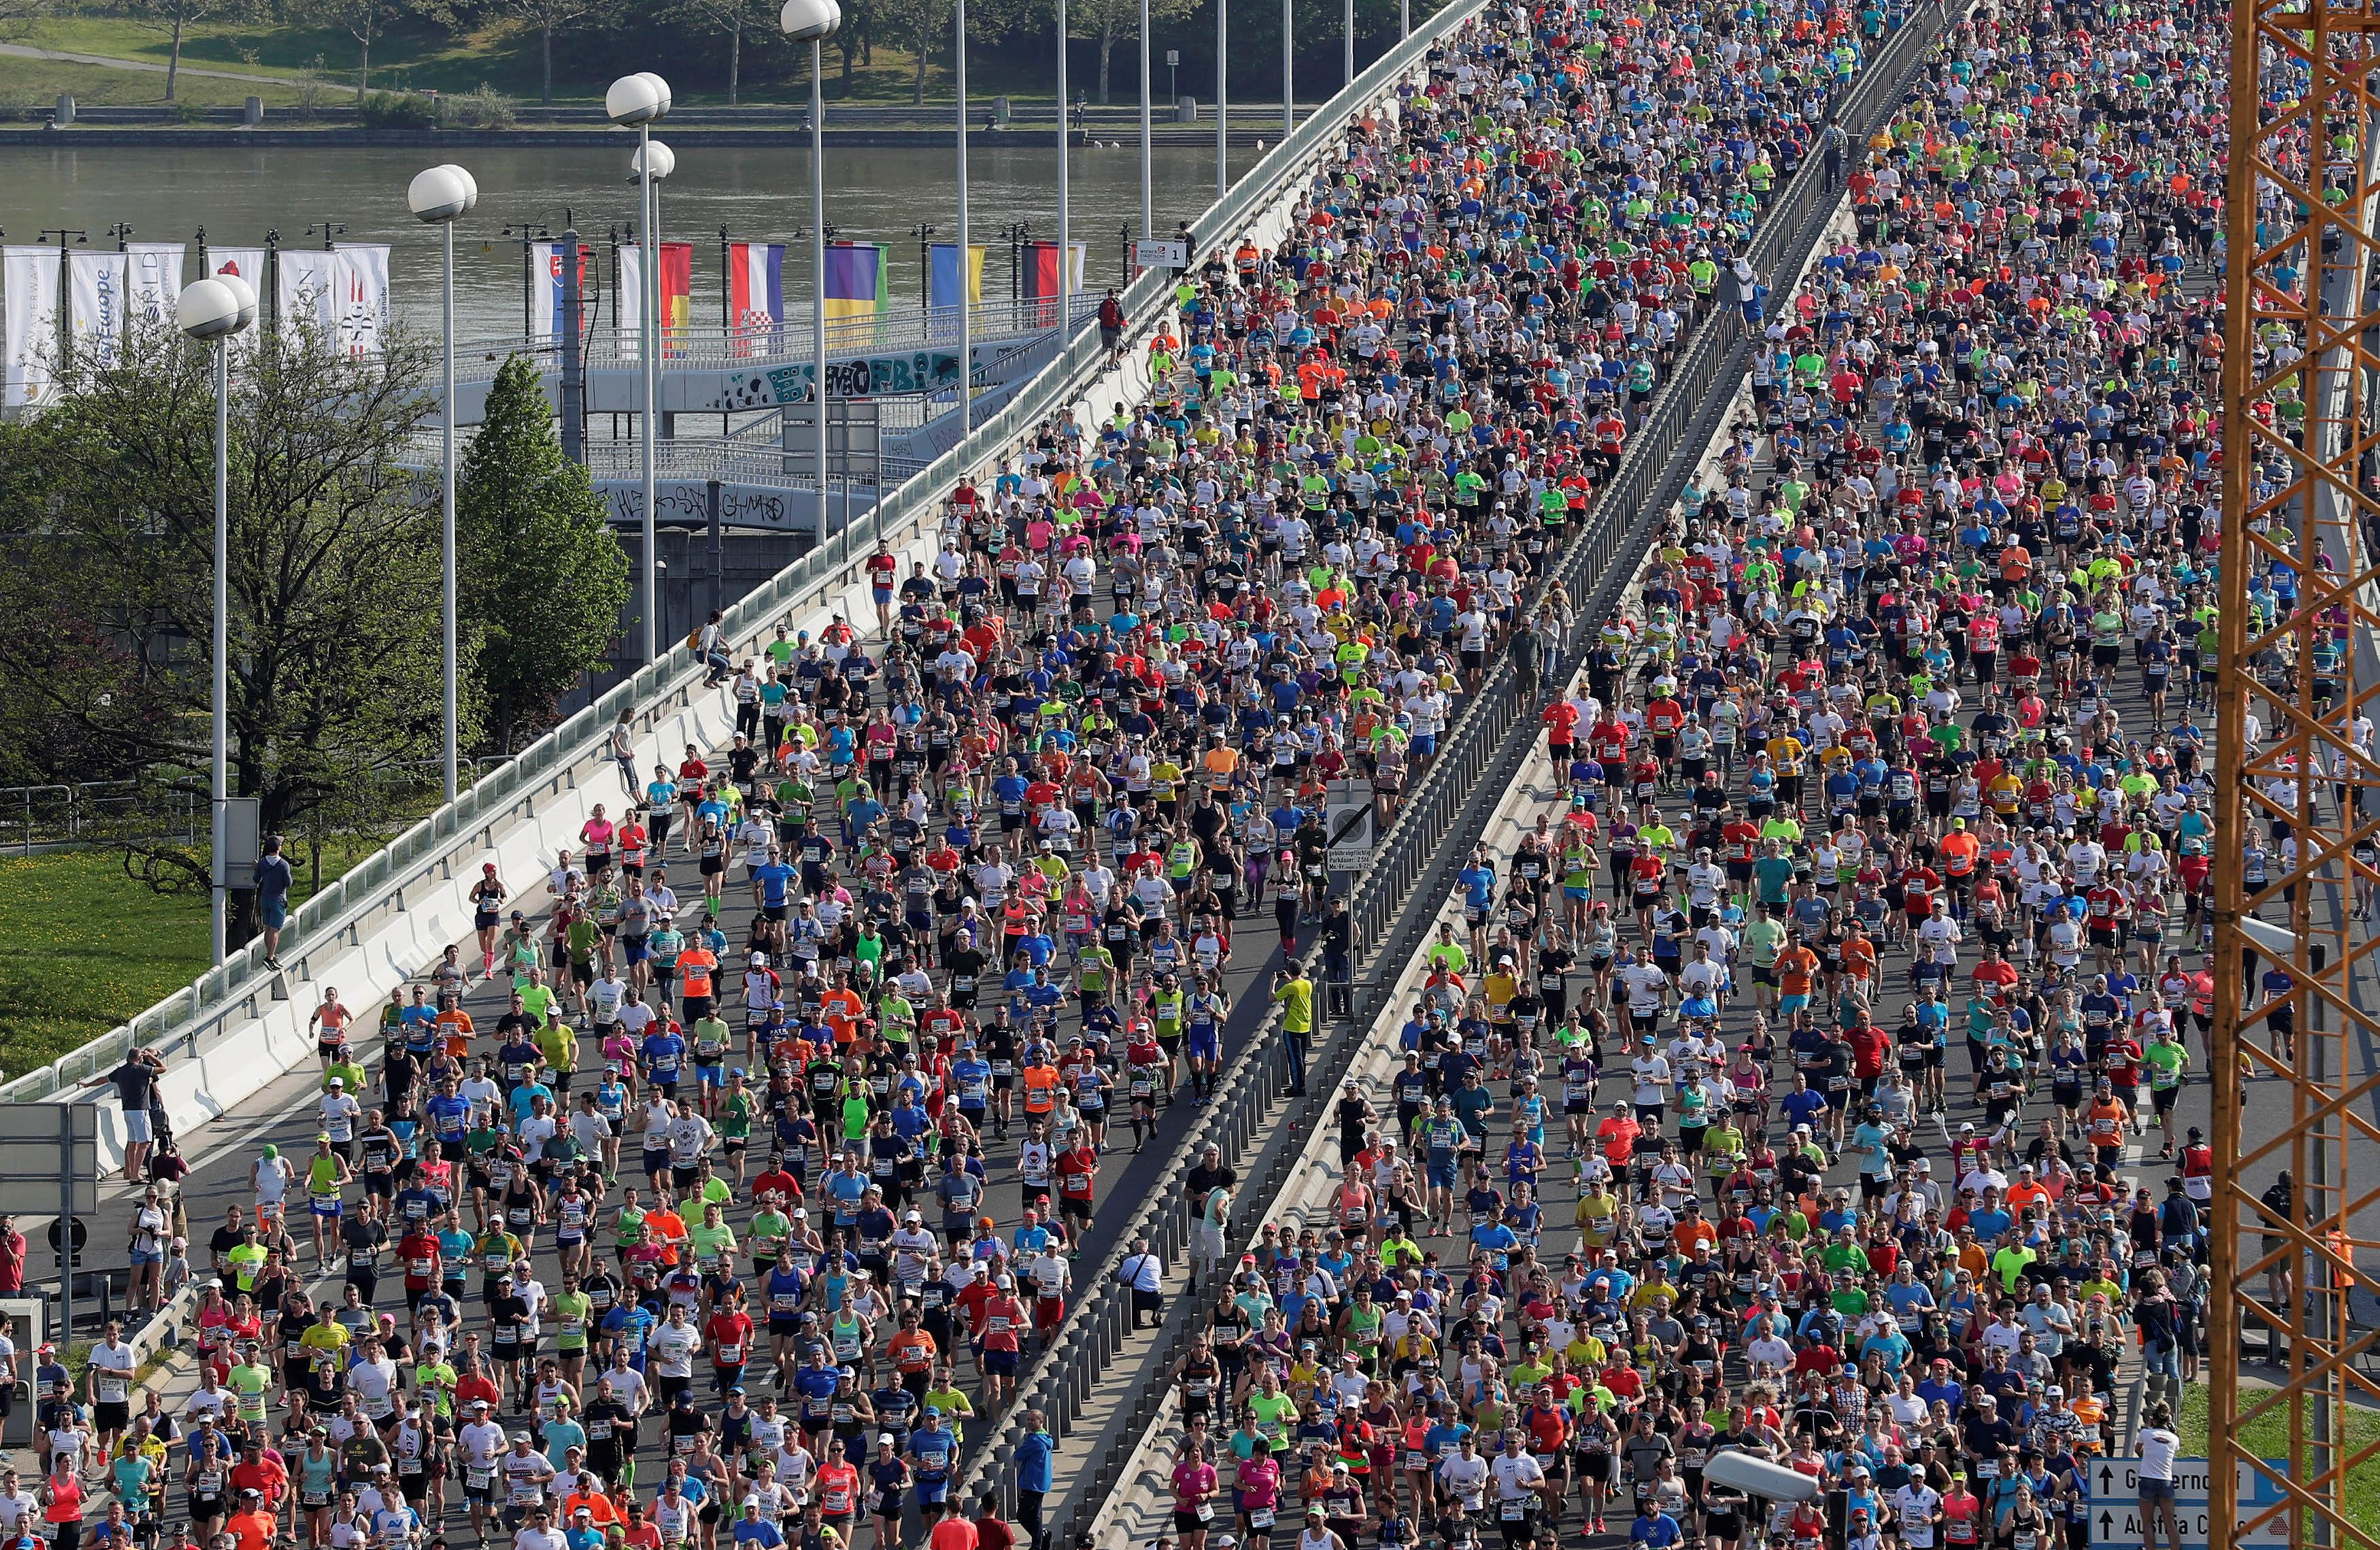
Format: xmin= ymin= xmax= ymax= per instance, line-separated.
xmin=11 ymin=0 xmax=2311 ymax=1547
xmin=1144 ymin=1 xmax=2295 ymax=1549
xmin=5 ymin=3 xmax=1896 ymax=1550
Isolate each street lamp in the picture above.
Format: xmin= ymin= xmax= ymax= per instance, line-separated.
xmin=781 ymin=0 xmax=842 ymax=553
xmin=407 ymin=162 xmax=477 ymax=807
xmin=607 ymin=70 xmax=672 ymax=662
xmin=1056 ymin=0 xmax=1070 ymax=335
xmin=1282 ymin=0 xmax=1293 ymax=138
xmin=953 ymin=0 xmax=972 ymax=436
xmin=177 ymin=272 xmax=256 ymax=967
xmin=1138 ymin=0 xmax=1153 ymax=244
xmin=1216 ymin=0 xmax=1228 ymax=197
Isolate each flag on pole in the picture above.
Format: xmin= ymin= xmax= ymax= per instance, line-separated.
xmin=275 ymin=249 xmax=339 ymax=335
xmin=66 ymin=250 xmax=130 ymax=368
xmin=124 ymin=243 xmax=186 ymax=332
xmin=928 ymin=243 xmax=987 ymax=315
xmin=726 ymin=241 xmax=786 ymax=356
xmin=657 ymin=241 xmax=693 ymax=354
xmin=821 ymin=242 xmax=889 ymax=326
xmin=328 ymin=244 xmax=392 ymax=358
xmin=529 ymin=241 xmax=593 ymax=341
xmin=3 ymin=246 xmax=60 ymax=409
xmin=1021 ymin=241 xmax=1089 ymax=324
xmin=205 ymin=247 xmax=269 ymax=290
xmin=615 ymin=241 xmax=696 ymax=360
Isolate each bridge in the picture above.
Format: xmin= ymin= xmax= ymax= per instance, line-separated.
xmin=409 ymin=294 xmax=1094 ymax=533
xmin=7 ymin=0 xmax=2181 ymax=1543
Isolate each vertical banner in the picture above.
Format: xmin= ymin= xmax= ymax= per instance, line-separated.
xmin=821 ymin=242 xmax=889 ymax=328
xmin=529 ymin=241 xmax=592 ymax=341
xmin=928 ymin=243 xmax=987 ymax=315
xmin=726 ymin=241 xmax=785 ymax=357
xmin=124 ymin=243 xmax=186 ymax=332
xmin=67 ymin=251 xmax=131 ymax=368
xmin=275 ymin=249 xmax=339 ymax=337
xmin=657 ymin=241 xmax=693 ymax=357
xmin=615 ymin=243 xmax=694 ymax=360
xmin=1021 ymin=241 xmax=1089 ymax=326
xmin=327 ymin=244 xmax=392 ymax=357
xmin=615 ymin=243 xmax=643 ymax=360
xmin=204 ymin=247 xmax=270 ymax=290
xmin=3 ymin=246 xmax=61 ymax=409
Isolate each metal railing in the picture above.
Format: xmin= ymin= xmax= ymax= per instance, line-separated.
xmin=452 ymin=294 xmax=1105 ymax=381
xmin=1346 ymin=0 xmax=1952 ymax=1018
xmin=923 ymin=3 xmax=1958 ymax=1531
xmin=0 ymin=0 xmax=1462 ymax=1108
xmin=0 ymin=781 xmax=197 ymax=853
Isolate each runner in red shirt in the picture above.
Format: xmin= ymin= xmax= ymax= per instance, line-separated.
xmin=973 ymin=1274 xmax=1028 ymax=1407
xmin=705 ymin=1297 xmax=755 ymax=1389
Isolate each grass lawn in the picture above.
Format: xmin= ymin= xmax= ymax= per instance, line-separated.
xmin=0 ymin=52 xmax=309 ymax=109
xmin=0 ymin=844 xmax=367 ymax=1081
xmin=2179 ymin=1380 xmax=2380 ymax=1537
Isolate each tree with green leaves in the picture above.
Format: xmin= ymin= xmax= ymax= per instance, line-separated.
xmin=1057 ymin=0 xmax=1196 ymax=103
xmin=457 ymin=354 xmax=630 ymax=751
xmin=0 ymin=318 xmax=469 ymax=937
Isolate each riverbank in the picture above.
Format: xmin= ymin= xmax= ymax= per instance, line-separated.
xmin=0 ymin=121 xmax=1289 ymax=147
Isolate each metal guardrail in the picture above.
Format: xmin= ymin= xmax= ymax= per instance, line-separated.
xmin=1348 ymin=0 xmax=1951 ymax=1016
xmin=0 ymin=781 xmax=194 ymax=853
xmin=927 ymin=3 xmax=1957 ymax=1532
xmin=0 ymin=0 xmax=1465 ymax=1108
xmin=452 ymin=294 xmax=1105 ymax=381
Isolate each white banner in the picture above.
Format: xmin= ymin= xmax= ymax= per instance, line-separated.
xmin=275 ymin=248 xmax=337 ymax=337
xmin=615 ymin=244 xmax=644 ymax=362
xmin=203 ymin=246 xmax=269 ymax=292
xmin=67 ymin=250 xmax=131 ymax=368
xmin=124 ymin=242 xmax=186 ymax=332
xmin=327 ymin=243 xmax=391 ymax=357
xmin=3 ymin=246 xmax=60 ymax=409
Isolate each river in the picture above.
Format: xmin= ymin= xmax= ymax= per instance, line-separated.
xmin=2 ymin=140 xmax=1263 ymax=340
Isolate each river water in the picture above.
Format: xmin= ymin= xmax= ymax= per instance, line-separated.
xmin=2 ymin=140 xmax=1261 ymax=341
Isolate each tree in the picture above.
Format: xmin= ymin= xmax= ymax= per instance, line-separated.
xmin=138 ymin=0 xmax=244 ymax=102
xmin=0 ymin=320 xmax=471 ymax=942
xmin=507 ymin=0 xmax=608 ymax=102
xmin=871 ymin=0 xmax=954 ymax=103
xmin=457 ymin=356 xmax=630 ymax=750
xmin=681 ymin=0 xmax=766 ymax=103
xmin=1061 ymin=0 xmax=1194 ymax=103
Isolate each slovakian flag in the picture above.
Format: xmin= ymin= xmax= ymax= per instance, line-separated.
xmin=726 ymin=241 xmax=786 ymax=356
xmin=528 ymin=241 xmax=593 ymax=341
xmin=822 ymin=241 xmax=889 ymax=328
xmin=1021 ymin=240 xmax=1089 ymax=325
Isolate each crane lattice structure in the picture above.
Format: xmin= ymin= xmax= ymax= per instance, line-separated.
xmin=2216 ymin=2 xmax=2380 ymax=1547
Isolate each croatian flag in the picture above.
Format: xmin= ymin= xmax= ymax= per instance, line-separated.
xmin=727 ymin=241 xmax=786 ymax=356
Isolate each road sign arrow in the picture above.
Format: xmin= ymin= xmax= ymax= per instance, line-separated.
xmin=2098 ymin=1464 xmax=2115 ymax=1494
xmin=2100 ymin=1511 xmax=2117 ymax=1540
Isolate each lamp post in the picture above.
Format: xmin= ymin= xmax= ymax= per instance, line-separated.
xmin=1216 ymin=0 xmax=1228 ymax=197
xmin=607 ymin=71 xmax=672 ymax=662
xmin=782 ymin=0 xmax=843 ymax=553
xmin=1344 ymin=0 xmax=1352 ymax=86
xmin=1056 ymin=0 xmax=1070 ymax=334
xmin=407 ymin=162 xmax=479 ymax=806
xmin=177 ymin=272 xmax=256 ymax=966
xmin=910 ymin=222 xmax=938 ymax=308
xmin=1281 ymin=0 xmax=1292 ymax=137
xmin=1138 ymin=0 xmax=1152 ymax=242
xmin=953 ymin=0 xmax=972 ymax=436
